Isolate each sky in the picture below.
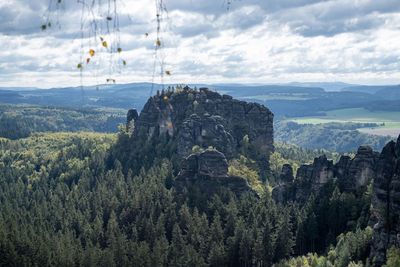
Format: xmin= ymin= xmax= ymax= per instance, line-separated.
xmin=0 ymin=0 xmax=399 ymax=88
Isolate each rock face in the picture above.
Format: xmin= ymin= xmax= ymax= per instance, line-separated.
xmin=293 ymin=155 xmax=335 ymax=202
xmin=127 ymin=109 xmax=139 ymax=125
xmin=126 ymin=109 xmax=139 ymax=131
xmin=272 ymin=146 xmax=379 ymax=203
xmin=175 ymin=150 xmax=254 ymax=196
xmin=335 ymin=146 xmax=379 ymax=192
xmin=177 ymin=114 xmax=235 ymax=159
xmin=272 ymin=164 xmax=295 ymax=203
xmin=370 ymin=135 xmax=400 ymax=266
xmin=270 ymin=135 xmax=400 ymax=266
xmin=280 ymin=164 xmax=294 ymax=183
xmin=133 ymin=87 xmax=274 ymax=160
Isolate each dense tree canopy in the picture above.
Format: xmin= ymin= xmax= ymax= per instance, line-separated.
xmin=0 ymin=131 xmax=385 ymax=266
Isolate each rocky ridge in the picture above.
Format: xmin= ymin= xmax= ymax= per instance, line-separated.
xmin=272 ymin=135 xmax=400 ymax=266
xmin=273 ymin=146 xmax=379 ymax=203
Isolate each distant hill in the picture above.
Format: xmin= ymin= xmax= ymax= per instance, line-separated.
xmin=1 ymin=82 xmax=399 ymax=117
xmin=287 ymin=82 xmax=356 ymax=91
xmin=341 ymin=85 xmax=400 ymax=98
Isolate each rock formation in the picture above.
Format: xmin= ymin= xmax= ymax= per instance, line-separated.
xmin=272 ymin=164 xmax=295 ymax=203
xmin=175 ymin=149 xmax=254 ymax=196
xmin=177 ymin=114 xmax=235 ymax=158
xmin=133 ymin=87 xmax=274 ymax=160
xmin=335 ymin=146 xmax=379 ymax=192
xmin=121 ymin=87 xmax=274 ymax=197
xmin=127 ymin=109 xmax=139 ymax=125
xmin=271 ymin=135 xmax=400 ymax=266
xmin=280 ymin=163 xmax=295 ymax=183
xmin=126 ymin=109 xmax=139 ymax=132
xmin=292 ymin=155 xmax=335 ymax=202
xmin=272 ymin=146 xmax=379 ymax=203
xmin=370 ymin=135 xmax=400 ymax=266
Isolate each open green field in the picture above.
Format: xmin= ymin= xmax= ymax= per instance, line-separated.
xmin=289 ymin=108 xmax=400 ymax=137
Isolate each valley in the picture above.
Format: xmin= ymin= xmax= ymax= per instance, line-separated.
xmin=289 ymin=108 xmax=400 ymax=137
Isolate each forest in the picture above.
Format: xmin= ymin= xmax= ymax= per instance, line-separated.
xmin=0 ymin=127 xmax=398 ymax=266
xmin=0 ymin=105 xmax=125 ymax=139
xmin=275 ymin=122 xmax=392 ymax=153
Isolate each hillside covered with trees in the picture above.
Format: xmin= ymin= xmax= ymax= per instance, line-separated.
xmin=0 ymin=131 xmax=386 ymax=267
xmin=1 ymin=88 xmax=399 ymax=266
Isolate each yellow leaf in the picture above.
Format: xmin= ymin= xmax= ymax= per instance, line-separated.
xmin=102 ymin=41 xmax=108 ymax=48
xmin=89 ymin=49 xmax=95 ymax=57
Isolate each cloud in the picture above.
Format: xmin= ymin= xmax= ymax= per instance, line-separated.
xmin=271 ymin=0 xmax=400 ymax=37
xmin=0 ymin=0 xmax=399 ymax=87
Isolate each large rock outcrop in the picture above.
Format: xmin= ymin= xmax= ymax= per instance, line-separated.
xmin=294 ymin=155 xmax=335 ymax=202
xmin=121 ymin=87 xmax=273 ymax=197
xmin=132 ymin=87 xmax=274 ymax=160
xmin=370 ymin=135 xmax=400 ymax=266
xmin=175 ymin=150 xmax=254 ymax=196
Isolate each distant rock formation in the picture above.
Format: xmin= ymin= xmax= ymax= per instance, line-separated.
xmin=133 ymin=87 xmax=274 ymax=160
xmin=272 ymin=164 xmax=295 ymax=203
xmin=370 ymin=135 xmax=400 ymax=266
xmin=272 ymin=146 xmax=379 ymax=203
xmin=335 ymin=146 xmax=379 ymax=192
xmin=127 ymin=109 xmax=139 ymax=125
xmin=175 ymin=150 xmax=254 ymax=196
xmin=280 ymin=164 xmax=294 ymax=183
xmin=271 ymin=135 xmax=400 ymax=266
xmin=126 ymin=109 xmax=138 ymax=131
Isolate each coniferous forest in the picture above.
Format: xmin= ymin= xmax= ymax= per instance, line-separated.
xmin=1 ymin=127 xmax=398 ymax=266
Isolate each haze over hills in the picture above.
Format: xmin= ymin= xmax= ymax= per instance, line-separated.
xmin=1 ymin=82 xmax=400 ymax=111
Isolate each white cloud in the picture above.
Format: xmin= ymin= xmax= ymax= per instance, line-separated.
xmin=0 ymin=0 xmax=399 ymax=87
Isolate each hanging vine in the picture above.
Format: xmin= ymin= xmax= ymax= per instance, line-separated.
xmin=41 ymin=0 xmax=233 ymax=91
xmin=42 ymin=0 xmax=128 ymax=87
